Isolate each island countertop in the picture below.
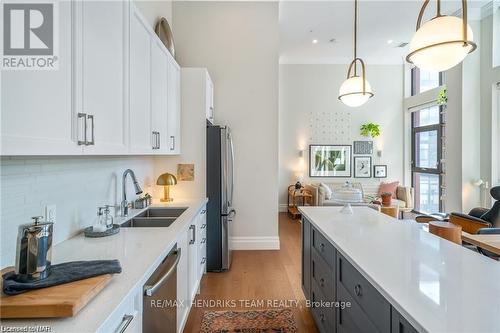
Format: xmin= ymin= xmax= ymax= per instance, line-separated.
xmin=1 ymin=198 xmax=208 ymax=333
xmin=299 ymin=206 xmax=500 ymax=333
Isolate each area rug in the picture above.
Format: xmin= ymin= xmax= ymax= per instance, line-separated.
xmin=200 ymin=308 xmax=298 ymax=333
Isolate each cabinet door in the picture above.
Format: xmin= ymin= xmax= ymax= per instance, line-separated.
xmin=150 ymin=39 xmax=169 ymax=153
xmin=302 ymin=217 xmax=311 ymax=300
xmin=167 ymin=56 xmax=181 ymax=154
xmin=205 ymin=74 xmax=214 ymax=123
xmin=1 ymin=1 xmax=82 ymax=155
xmin=176 ymin=228 xmax=189 ymax=332
xmin=188 ymin=219 xmax=199 ymax=301
xmin=129 ymin=6 xmax=152 ymax=154
xmin=198 ymin=208 xmax=207 ymax=281
xmin=391 ymin=308 xmax=418 ymax=333
xmin=77 ymin=0 xmax=128 ymax=154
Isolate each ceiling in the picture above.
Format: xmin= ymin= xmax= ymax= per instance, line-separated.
xmin=279 ymin=0 xmax=489 ymax=64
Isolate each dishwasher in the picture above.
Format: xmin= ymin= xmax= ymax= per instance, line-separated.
xmin=143 ymin=245 xmax=181 ymax=333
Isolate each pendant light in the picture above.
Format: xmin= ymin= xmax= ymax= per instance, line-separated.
xmin=406 ymin=0 xmax=476 ymax=72
xmin=338 ymin=0 xmax=374 ymax=107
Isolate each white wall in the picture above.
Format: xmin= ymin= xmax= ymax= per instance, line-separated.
xmin=279 ymin=64 xmax=404 ymax=206
xmin=172 ymin=2 xmax=280 ymax=249
xmin=0 ymin=156 xmax=155 ymax=267
xmin=480 ymin=14 xmax=500 ymax=193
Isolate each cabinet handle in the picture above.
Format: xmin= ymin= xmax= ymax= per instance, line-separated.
xmin=201 ymin=237 xmax=206 ymax=244
xmin=201 ymin=223 xmax=206 ymax=229
xmin=354 ymin=284 xmax=362 ymax=297
xmin=157 ymin=132 xmax=160 ymax=149
xmin=189 ymin=225 xmax=196 ymax=245
xmin=319 ymin=313 xmax=325 ymax=322
xmin=152 ymin=131 xmax=160 ymax=149
xmin=319 ymin=278 xmax=325 ymax=287
xmin=86 ymin=114 xmax=95 ymax=146
xmin=201 ymin=209 xmax=206 ymax=214
xmin=77 ymin=113 xmax=87 ymax=145
xmin=201 ymin=257 xmax=206 ymax=264
xmin=319 ymin=243 xmax=325 ymax=252
xmin=170 ymin=136 xmax=175 ymax=150
xmin=115 ymin=314 xmax=134 ymax=333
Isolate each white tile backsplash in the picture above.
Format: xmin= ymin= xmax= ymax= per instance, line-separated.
xmin=0 ymin=156 xmax=156 ymax=267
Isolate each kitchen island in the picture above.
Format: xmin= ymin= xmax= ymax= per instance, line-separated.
xmin=1 ymin=198 xmax=207 ymax=333
xmin=299 ymin=206 xmax=500 ymax=333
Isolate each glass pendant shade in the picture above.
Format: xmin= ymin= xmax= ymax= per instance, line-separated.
xmin=338 ymin=76 xmax=373 ymax=107
xmin=407 ymin=16 xmax=475 ymax=72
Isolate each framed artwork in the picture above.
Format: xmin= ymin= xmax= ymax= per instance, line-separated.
xmin=353 ymin=141 xmax=373 ymax=155
xmin=177 ymin=164 xmax=195 ymax=181
xmin=309 ymin=145 xmax=352 ymax=177
xmin=354 ymin=156 xmax=372 ymax=178
xmin=374 ymin=165 xmax=387 ymax=178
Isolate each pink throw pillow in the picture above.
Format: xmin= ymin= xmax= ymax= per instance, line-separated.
xmin=378 ymin=181 xmax=399 ymax=199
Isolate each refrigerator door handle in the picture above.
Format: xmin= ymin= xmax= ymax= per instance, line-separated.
xmin=227 ymin=129 xmax=235 ymax=207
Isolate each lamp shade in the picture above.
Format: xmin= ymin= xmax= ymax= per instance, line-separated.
xmin=338 ymin=76 xmax=373 ymax=107
xmin=407 ymin=16 xmax=475 ymax=72
xmin=156 ymin=173 xmax=177 ymax=186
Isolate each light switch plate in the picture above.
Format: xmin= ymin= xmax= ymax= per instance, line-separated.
xmin=45 ymin=205 xmax=56 ymax=223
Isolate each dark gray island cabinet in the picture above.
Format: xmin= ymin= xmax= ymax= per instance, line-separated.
xmin=302 ymin=217 xmax=418 ymax=333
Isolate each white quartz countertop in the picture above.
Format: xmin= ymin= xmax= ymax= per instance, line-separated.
xmin=299 ymin=206 xmax=500 ymax=333
xmin=1 ymin=198 xmax=208 ymax=333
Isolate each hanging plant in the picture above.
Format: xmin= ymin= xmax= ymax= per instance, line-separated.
xmin=437 ymin=88 xmax=447 ymax=105
xmin=360 ymin=123 xmax=381 ymax=138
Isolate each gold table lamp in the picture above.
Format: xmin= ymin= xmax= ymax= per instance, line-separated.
xmin=157 ymin=173 xmax=177 ymax=202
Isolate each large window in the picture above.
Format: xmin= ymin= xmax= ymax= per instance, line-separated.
xmin=412 ymin=106 xmax=443 ymax=213
xmin=411 ymin=68 xmax=443 ymax=95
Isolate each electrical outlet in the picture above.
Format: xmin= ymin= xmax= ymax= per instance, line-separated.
xmin=45 ymin=205 xmax=56 ymax=223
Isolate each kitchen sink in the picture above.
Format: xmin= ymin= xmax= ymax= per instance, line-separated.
xmin=135 ymin=207 xmax=187 ymax=218
xmin=120 ymin=207 xmax=187 ymax=228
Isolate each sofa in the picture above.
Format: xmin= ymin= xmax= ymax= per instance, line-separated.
xmin=304 ymin=182 xmax=414 ymax=214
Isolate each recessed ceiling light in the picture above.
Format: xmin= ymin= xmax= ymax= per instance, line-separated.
xmin=312 ymin=39 xmax=318 ymax=44
xmin=387 ymin=39 xmax=393 ymax=44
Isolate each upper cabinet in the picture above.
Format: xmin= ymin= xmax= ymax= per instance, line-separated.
xmin=1 ymin=1 xmax=80 ymax=155
xmin=0 ymin=1 xmax=181 ymax=156
xmin=167 ymin=57 xmax=181 ymax=154
xmin=76 ymin=0 xmax=129 ymax=154
xmin=206 ymin=73 xmax=215 ymax=124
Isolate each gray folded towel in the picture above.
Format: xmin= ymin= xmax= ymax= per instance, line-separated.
xmin=2 ymin=259 xmax=122 ymax=295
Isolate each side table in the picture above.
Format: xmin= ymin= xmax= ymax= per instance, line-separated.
xmin=287 ymin=185 xmax=312 ymax=219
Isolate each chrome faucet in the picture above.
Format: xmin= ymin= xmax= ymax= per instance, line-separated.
xmin=121 ymin=169 xmax=143 ymax=217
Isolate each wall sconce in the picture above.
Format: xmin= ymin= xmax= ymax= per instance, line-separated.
xmin=377 ymin=150 xmax=382 ymax=157
xmin=298 ymin=150 xmax=304 ymax=158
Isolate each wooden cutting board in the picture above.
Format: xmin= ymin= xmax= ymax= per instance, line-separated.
xmin=0 ymin=267 xmax=113 ymax=318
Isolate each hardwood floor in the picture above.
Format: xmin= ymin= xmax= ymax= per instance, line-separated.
xmin=182 ymin=213 xmax=318 ymax=332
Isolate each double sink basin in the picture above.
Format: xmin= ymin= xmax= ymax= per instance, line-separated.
xmin=120 ymin=207 xmax=187 ymax=228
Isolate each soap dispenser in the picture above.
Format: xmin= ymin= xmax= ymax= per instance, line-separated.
xmin=15 ymin=216 xmax=53 ymax=282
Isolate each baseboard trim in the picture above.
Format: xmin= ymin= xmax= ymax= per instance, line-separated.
xmin=230 ymin=236 xmax=280 ymax=250
xmin=278 ymin=204 xmax=288 ymax=213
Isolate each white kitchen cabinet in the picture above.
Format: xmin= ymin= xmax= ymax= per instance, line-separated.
xmin=197 ymin=208 xmax=207 ymax=283
xmin=167 ymin=57 xmax=182 ymax=154
xmin=0 ymin=1 xmax=81 ymax=155
xmin=176 ymin=224 xmax=190 ymax=333
xmin=206 ymin=73 xmax=215 ymax=123
xmin=151 ymin=38 xmax=169 ymax=153
xmin=76 ymin=0 xmax=129 ymax=154
xmin=129 ymin=6 xmax=153 ymax=154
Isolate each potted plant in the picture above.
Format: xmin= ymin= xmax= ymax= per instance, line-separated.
xmin=380 ymin=192 xmax=392 ymax=206
xmin=360 ymin=123 xmax=381 ymax=138
xmin=437 ymin=88 xmax=447 ymax=105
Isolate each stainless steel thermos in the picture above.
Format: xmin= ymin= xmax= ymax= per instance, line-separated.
xmin=15 ymin=216 xmax=53 ymax=282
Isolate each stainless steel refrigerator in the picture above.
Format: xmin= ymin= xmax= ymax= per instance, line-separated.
xmin=206 ymin=125 xmax=235 ymax=271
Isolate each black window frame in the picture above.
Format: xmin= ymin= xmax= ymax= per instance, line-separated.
xmin=411 ymin=106 xmax=444 ymax=213
xmin=411 ymin=67 xmax=444 ymax=96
